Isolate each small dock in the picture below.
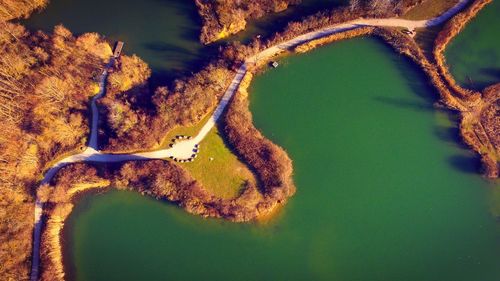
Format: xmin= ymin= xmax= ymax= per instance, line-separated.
xmin=113 ymin=41 xmax=124 ymax=58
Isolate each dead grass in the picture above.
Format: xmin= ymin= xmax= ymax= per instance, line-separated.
xmin=413 ymin=24 xmax=445 ymax=59
xmin=403 ymin=0 xmax=460 ymax=20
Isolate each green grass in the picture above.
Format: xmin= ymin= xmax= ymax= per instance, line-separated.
xmin=160 ymin=113 xmax=212 ymax=148
xmin=158 ymin=112 xmax=256 ymax=199
xmin=168 ymin=121 xmax=256 ymax=199
xmin=403 ymin=0 xmax=459 ymax=20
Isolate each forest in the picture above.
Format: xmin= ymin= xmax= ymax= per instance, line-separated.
xmin=0 ymin=0 xmax=47 ymax=21
xmin=0 ymin=8 xmax=113 ymax=279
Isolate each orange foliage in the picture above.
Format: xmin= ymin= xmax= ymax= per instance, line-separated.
xmin=0 ymin=22 xmax=112 ymax=279
xmin=0 ymin=0 xmax=47 ymax=21
xmin=195 ymin=0 xmax=301 ymax=44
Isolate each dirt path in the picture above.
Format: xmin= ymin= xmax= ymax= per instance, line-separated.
xmin=29 ymin=1 xmax=471 ymax=279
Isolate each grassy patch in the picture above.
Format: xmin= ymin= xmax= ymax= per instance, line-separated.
xmin=403 ymin=0 xmax=459 ymax=20
xmin=159 ymin=113 xmax=212 ymax=148
xmin=154 ymin=110 xmax=257 ymax=199
xmin=173 ymin=124 xmax=257 ymax=199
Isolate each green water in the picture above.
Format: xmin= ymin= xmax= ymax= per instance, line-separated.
xmin=22 ymin=0 xmax=346 ymax=81
xmin=445 ymin=0 xmax=500 ymax=90
xmin=66 ymin=38 xmax=500 ymax=281
xmin=23 ymin=0 xmax=206 ymax=82
xmin=227 ymin=0 xmax=347 ymax=43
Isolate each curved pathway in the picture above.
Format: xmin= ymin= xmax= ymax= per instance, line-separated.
xmin=29 ymin=1 xmax=470 ymax=280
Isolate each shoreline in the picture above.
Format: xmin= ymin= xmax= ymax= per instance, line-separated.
xmin=32 ymin=0 xmax=499 ymax=279
xmin=38 ymin=160 xmax=287 ymax=280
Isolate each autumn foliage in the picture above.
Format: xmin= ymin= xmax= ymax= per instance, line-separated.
xmin=195 ymin=0 xmax=301 ymax=44
xmin=3 ymin=0 xmax=499 ymax=280
xmin=0 ymin=0 xmax=47 ymax=21
xmin=37 ymin=156 xmax=290 ymax=280
xmin=194 ymin=0 xmax=424 ymax=44
xmin=0 ymin=22 xmax=112 ymax=280
xmin=100 ymin=59 xmax=236 ymax=152
xmin=38 ymin=163 xmax=109 ymax=281
xmin=223 ymin=73 xmax=295 ymax=201
xmin=230 ymin=0 xmax=422 ymax=51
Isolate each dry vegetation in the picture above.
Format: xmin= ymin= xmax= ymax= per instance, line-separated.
xmin=194 ymin=0 xmax=428 ymax=44
xmin=372 ymin=27 xmax=474 ymax=110
xmin=2 ymin=0 xmax=498 ymax=280
xmin=403 ymin=0 xmax=459 ymax=20
xmin=99 ymin=54 xmax=151 ymax=150
xmin=433 ymin=0 xmax=491 ymax=101
xmin=100 ymin=59 xmax=236 ymax=152
xmin=0 ymin=0 xmax=47 ymax=21
xmin=223 ymin=72 xmax=295 ymax=200
xmin=38 ymin=156 xmax=293 ymax=280
xmin=294 ymin=26 xmax=376 ymax=53
xmin=431 ymin=0 xmax=498 ymax=176
xmin=460 ymin=84 xmax=500 ymax=178
xmin=37 ymin=164 xmax=109 ymax=281
xmin=0 ymin=21 xmax=114 ymax=279
xmin=195 ymin=0 xmax=301 ymax=44
xmin=348 ymin=0 xmax=425 ymax=15
xmin=250 ymin=0 xmax=424 ymax=50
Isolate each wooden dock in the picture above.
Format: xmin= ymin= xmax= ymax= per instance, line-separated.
xmin=113 ymin=41 xmax=124 ymax=58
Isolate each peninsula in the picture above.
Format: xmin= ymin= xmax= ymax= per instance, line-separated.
xmin=0 ymin=0 xmax=497 ymax=280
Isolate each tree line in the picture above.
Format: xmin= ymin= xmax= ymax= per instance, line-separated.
xmin=0 ymin=19 xmax=113 ymax=279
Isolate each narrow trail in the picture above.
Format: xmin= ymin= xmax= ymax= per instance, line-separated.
xmin=29 ymin=1 xmax=470 ymax=280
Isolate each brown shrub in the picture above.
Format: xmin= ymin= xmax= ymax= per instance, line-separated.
xmin=373 ymin=27 xmax=472 ymax=110
xmin=0 ymin=188 xmax=34 ymax=281
xmin=101 ymin=60 xmax=236 ymax=152
xmin=0 ymin=0 xmax=47 ymax=21
xmin=294 ymin=26 xmax=375 ymax=53
xmin=223 ymin=72 xmax=295 ymax=201
xmin=195 ymin=0 xmax=301 ymax=44
xmin=0 ymin=22 xmax=112 ymax=280
xmin=460 ymin=84 xmax=500 ymax=178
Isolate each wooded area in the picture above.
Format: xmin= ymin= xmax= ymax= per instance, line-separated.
xmin=0 ymin=16 xmax=113 ymax=279
xmin=0 ymin=0 xmax=47 ymax=21
xmin=195 ymin=0 xmax=301 ymax=44
xmin=100 ymin=58 xmax=236 ymax=152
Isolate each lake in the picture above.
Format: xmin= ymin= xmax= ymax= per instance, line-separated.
xmin=23 ymin=0 xmax=500 ymax=280
xmin=64 ymin=38 xmax=500 ymax=281
xmin=23 ymin=0 xmax=206 ymax=83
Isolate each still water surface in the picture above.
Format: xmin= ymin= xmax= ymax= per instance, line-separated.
xmin=23 ymin=0 xmax=346 ymax=81
xmin=23 ymin=0 xmax=499 ymax=280
xmin=23 ymin=0 xmax=205 ymax=82
xmin=66 ymin=38 xmax=500 ymax=281
xmin=445 ymin=0 xmax=500 ymax=90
